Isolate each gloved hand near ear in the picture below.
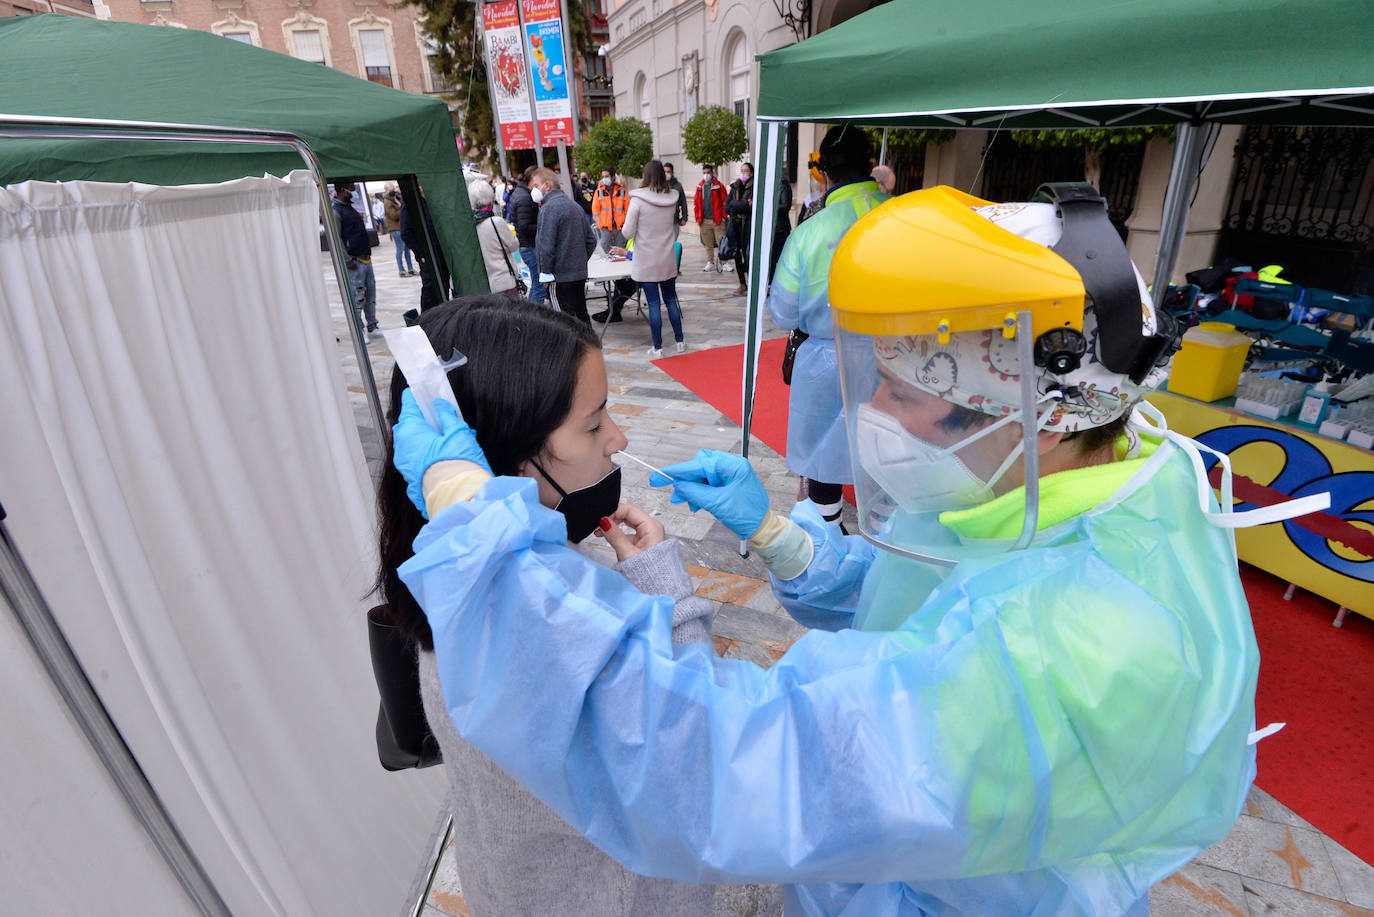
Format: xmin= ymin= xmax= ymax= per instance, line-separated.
xmin=392 ymin=389 xmax=492 ymax=518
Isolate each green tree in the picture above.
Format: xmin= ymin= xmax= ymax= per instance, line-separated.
xmin=681 ymin=106 xmax=747 ymax=167
xmin=1009 ymin=126 xmax=1175 ymax=189
xmin=572 ymin=116 xmax=653 ymax=179
xmin=861 ymin=127 xmax=955 ymax=156
xmin=411 ymin=0 xmax=596 ymax=175
xmin=413 ymin=0 xmax=493 ymax=170
xmin=1008 ymin=127 xmax=1176 ymax=149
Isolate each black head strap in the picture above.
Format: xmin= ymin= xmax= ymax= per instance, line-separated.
xmin=1034 ymin=182 xmax=1175 ymax=384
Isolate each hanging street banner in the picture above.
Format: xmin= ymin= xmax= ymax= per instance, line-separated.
xmin=482 ymin=1 xmax=536 ymax=150
xmin=520 ymin=0 xmax=575 ymax=146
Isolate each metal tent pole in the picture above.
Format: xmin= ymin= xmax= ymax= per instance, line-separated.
xmin=1150 ymin=121 xmax=1205 ymax=306
xmin=738 ymin=119 xmax=785 ymax=556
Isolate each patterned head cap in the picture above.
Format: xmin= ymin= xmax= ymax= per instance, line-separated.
xmin=873 ymin=202 xmax=1170 ymax=433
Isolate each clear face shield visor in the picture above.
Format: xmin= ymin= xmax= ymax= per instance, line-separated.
xmin=837 ymin=314 xmax=1056 ymax=566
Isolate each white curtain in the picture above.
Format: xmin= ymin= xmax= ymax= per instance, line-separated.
xmin=0 ymin=171 xmax=444 ymax=915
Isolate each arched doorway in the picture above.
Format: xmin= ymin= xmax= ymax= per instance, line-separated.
xmin=634 ymin=71 xmax=651 ymax=135
xmin=724 ymin=30 xmax=750 ymax=123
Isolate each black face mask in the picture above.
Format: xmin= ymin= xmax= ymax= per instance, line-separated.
xmin=530 ymin=461 xmax=621 ymax=543
xmin=337 ymin=190 xmax=353 ymax=204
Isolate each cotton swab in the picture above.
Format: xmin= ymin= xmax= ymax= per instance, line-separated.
xmin=615 ymin=451 xmax=673 ymax=481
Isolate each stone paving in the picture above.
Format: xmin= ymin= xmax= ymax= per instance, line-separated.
xmin=324 ymin=230 xmax=1374 ymax=917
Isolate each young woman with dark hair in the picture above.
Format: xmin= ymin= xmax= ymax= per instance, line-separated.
xmin=375 ymin=296 xmax=715 ymax=916
xmin=620 ymin=159 xmax=686 ymax=358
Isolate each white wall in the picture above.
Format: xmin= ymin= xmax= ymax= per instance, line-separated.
xmin=607 ymin=0 xmax=793 ymax=193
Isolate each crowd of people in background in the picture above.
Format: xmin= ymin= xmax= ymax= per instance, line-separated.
xmin=336 ymin=144 xmax=903 ymax=359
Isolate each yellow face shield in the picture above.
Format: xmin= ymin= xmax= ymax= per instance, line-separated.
xmin=829 ymin=186 xmax=1085 ymax=341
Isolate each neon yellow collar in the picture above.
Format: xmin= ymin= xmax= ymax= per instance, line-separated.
xmin=824 ymin=179 xmax=881 ymax=207
xmin=938 ymin=435 xmax=1160 ymax=540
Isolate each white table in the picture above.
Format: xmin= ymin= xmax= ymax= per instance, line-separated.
xmin=586 ymin=251 xmax=633 ymax=284
xmin=585 ymin=253 xmax=634 ymax=334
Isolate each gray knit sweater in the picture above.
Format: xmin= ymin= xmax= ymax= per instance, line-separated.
xmin=418 ymin=537 xmax=715 ymax=916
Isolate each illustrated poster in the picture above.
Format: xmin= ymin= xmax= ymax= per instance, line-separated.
xmin=520 ymin=0 xmax=575 ymax=145
xmin=482 ymin=0 xmax=535 ymax=150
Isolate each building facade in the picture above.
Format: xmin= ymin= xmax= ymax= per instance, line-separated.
xmin=605 ymin=0 xmax=795 ymax=190
xmin=604 ymin=0 xmax=891 ymax=199
xmin=100 ymin=0 xmax=448 ymax=105
xmin=580 ymin=0 xmax=613 ymax=126
xmin=2 ymin=0 xmax=94 ymax=18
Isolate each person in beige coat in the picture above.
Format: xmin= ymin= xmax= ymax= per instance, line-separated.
xmin=620 ymin=160 xmax=685 ymax=357
xmin=468 ymin=179 xmax=522 ymax=299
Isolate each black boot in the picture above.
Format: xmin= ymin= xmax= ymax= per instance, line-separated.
xmin=594 ymin=296 xmax=626 ymax=323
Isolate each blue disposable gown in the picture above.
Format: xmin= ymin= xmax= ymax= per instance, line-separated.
xmin=399 ymin=442 xmax=1258 ymax=917
xmin=768 ymin=179 xmax=889 ymax=484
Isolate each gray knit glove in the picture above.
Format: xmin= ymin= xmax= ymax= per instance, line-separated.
xmin=616 ymin=538 xmax=714 ymax=645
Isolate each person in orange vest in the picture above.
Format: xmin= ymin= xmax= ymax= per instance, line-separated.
xmin=592 ymin=168 xmax=628 ymax=249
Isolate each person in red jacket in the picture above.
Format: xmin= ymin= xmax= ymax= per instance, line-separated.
xmin=693 ymin=164 xmax=727 ymax=271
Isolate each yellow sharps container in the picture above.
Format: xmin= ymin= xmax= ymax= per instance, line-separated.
xmin=1167 ymin=322 xmax=1253 ymax=402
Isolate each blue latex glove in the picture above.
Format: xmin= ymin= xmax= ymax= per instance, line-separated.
xmin=539 ymin=272 xmax=555 ymax=283
xmin=392 ymin=388 xmax=491 ymax=518
xmin=650 ymin=449 xmax=769 ymax=539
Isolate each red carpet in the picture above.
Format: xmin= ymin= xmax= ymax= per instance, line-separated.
xmin=653 ymin=336 xmax=792 ymax=453
xmin=1244 ymin=563 xmax=1374 ymax=864
xmin=655 ymin=339 xmax=1374 ymax=865
xmin=654 ymin=337 xmax=858 ymax=503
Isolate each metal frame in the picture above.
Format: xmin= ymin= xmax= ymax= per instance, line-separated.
xmin=0 ymin=113 xmax=394 ymax=915
xmin=0 ymin=113 xmax=387 ymax=440
xmin=754 ymin=85 xmax=1374 ymax=129
xmin=0 ymin=503 xmax=231 ymax=916
xmin=1149 ymin=120 xmax=1208 ymax=308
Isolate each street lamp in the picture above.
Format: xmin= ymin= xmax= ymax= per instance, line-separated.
xmin=769 ymin=0 xmax=812 ymax=42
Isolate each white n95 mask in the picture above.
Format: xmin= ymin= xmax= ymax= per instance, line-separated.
xmin=854 ymin=400 xmax=1059 ymax=514
xmin=854 ymin=404 xmax=996 ymax=513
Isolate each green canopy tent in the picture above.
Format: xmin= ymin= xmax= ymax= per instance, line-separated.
xmin=739 ymin=0 xmax=1374 ymax=466
xmin=0 ymin=14 xmax=486 ymax=301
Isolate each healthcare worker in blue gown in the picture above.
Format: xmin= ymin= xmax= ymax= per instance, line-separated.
xmin=391 ymin=184 xmax=1328 ymax=917
xmin=767 ymin=124 xmax=889 ymax=528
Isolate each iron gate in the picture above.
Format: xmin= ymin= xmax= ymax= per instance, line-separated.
xmin=886 ymin=145 xmax=925 ymax=196
xmin=1218 ymin=125 xmax=1374 ymax=295
xmin=977 ymin=136 xmax=1146 ymax=239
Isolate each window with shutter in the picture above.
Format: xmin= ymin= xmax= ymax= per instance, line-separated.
xmin=359 ymin=29 xmax=392 ymax=86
